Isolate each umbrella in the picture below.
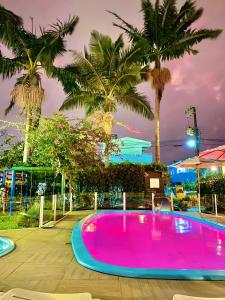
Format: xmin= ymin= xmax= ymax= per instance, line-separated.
xmin=174 ymin=156 xmax=223 ymax=212
xmin=199 ymin=145 xmax=225 ymax=161
xmin=174 ymin=156 xmax=222 ymax=169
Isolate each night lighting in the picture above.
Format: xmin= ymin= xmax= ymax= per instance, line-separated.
xmin=186 ymin=139 xmax=196 ymax=148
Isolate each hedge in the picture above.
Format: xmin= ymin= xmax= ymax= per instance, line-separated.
xmin=76 ymin=162 xmax=168 ymax=193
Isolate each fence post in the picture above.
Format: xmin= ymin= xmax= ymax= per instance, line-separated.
xmin=152 ymin=193 xmax=155 ymax=212
xmin=198 ymin=193 xmax=201 ymax=213
xmin=214 ymin=194 xmax=218 ymax=217
xmin=53 ymin=194 xmax=57 ymax=222
xmin=69 ymin=192 xmax=73 ymax=212
xmin=123 ymin=192 xmax=126 ymax=210
xmin=63 ymin=193 xmax=66 ymax=215
xmin=170 ymin=192 xmax=174 ymax=211
xmin=39 ymin=196 xmax=44 ymax=228
xmin=94 ymin=192 xmax=98 ymax=210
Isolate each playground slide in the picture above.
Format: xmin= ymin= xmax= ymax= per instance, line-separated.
xmin=159 ymin=198 xmax=171 ymax=212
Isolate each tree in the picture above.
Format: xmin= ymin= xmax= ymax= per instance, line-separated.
xmin=57 ymin=31 xmax=154 ymax=167
xmin=29 ymin=114 xmax=105 ymax=190
xmin=0 ymin=4 xmax=79 ymax=163
xmin=109 ymin=0 xmax=222 ymax=162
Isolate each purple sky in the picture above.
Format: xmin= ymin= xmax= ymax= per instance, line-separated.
xmin=0 ymin=0 xmax=225 ymax=164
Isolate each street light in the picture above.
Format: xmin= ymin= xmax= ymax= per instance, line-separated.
xmin=186 ymin=139 xmax=196 ymax=148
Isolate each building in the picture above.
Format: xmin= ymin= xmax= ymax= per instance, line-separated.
xmin=102 ymin=137 xmax=153 ymax=164
xmin=168 ymin=163 xmax=197 ymax=184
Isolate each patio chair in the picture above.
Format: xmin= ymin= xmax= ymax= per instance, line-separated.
xmin=173 ymin=294 xmax=225 ymax=300
xmin=0 ymin=288 xmax=100 ymax=300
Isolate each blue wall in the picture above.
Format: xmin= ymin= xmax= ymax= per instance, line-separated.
xmin=168 ymin=166 xmax=197 ymax=184
xmin=110 ymin=153 xmax=153 ymax=164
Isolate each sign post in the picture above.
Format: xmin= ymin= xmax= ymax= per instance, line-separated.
xmin=170 ymin=192 xmax=174 ymax=211
xmin=53 ymin=194 xmax=57 ymax=222
xmin=94 ymin=192 xmax=98 ymax=210
xmin=214 ymin=194 xmax=218 ymax=217
xmin=198 ymin=193 xmax=201 ymax=213
xmin=152 ymin=192 xmax=155 ymax=212
xmin=39 ymin=196 xmax=44 ymax=228
xmin=69 ymin=193 xmax=73 ymax=212
xmin=123 ymin=192 xmax=126 ymax=210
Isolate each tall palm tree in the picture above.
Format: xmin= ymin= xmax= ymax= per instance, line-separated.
xmin=58 ymin=31 xmax=153 ymax=167
xmin=109 ymin=0 xmax=222 ymax=162
xmin=0 ymin=5 xmax=79 ymax=163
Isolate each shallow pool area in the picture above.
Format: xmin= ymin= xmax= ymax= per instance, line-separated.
xmin=0 ymin=237 xmax=15 ymax=257
xmin=72 ymin=211 xmax=225 ymax=280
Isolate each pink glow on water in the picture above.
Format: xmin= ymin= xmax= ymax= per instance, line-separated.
xmin=82 ymin=212 xmax=225 ymax=270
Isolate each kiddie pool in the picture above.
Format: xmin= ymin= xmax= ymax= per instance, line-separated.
xmin=0 ymin=237 xmax=15 ymax=257
xmin=72 ymin=211 xmax=225 ymax=280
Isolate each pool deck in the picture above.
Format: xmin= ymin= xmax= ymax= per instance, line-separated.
xmin=1 ymin=211 xmax=225 ymax=300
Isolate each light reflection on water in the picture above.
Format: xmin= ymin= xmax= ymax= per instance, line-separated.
xmin=174 ymin=217 xmax=192 ymax=234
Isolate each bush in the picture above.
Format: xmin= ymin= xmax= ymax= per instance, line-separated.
xmin=18 ymin=203 xmax=40 ymax=227
xmin=0 ymin=214 xmax=20 ymax=230
xmin=77 ymin=162 xmax=168 ymax=193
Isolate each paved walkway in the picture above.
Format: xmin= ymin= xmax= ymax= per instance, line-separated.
xmin=0 ymin=211 xmax=225 ymax=300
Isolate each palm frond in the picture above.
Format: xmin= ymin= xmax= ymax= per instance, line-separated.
xmin=60 ymin=92 xmax=95 ymax=111
xmin=116 ymin=88 xmax=153 ymax=120
xmin=0 ymin=57 xmax=23 ymax=78
xmin=4 ymin=100 xmax=15 ymax=115
xmin=46 ymin=16 xmax=79 ymax=38
xmin=39 ymin=16 xmax=79 ymax=65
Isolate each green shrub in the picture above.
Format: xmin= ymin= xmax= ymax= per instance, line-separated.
xmin=0 ymin=214 xmax=20 ymax=230
xmin=77 ymin=162 xmax=168 ymax=193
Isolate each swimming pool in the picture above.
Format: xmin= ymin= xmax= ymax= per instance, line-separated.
xmin=0 ymin=237 xmax=15 ymax=257
xmin=72 ymin=211 xmax=225 ymax=280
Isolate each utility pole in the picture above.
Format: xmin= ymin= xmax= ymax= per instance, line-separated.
xmin=185 ymin=106 xmax=201 ymax=204
xmin=185 ymin=106 xmax=200 ymax=156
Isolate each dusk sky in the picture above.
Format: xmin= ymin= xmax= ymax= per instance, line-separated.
xmin=0 ymin=0 xmax=225 ymax=164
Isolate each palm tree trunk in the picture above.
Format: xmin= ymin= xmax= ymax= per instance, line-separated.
xmin=104 ymin=113 xmax=113 ymax=168
xmin=155 ymin=90 xmax=161 ymax=163
xmin=23 ymin=109 xmax=31 ymax=163
xmin=32 ymin=107 xmax=42 ymax=129
xmin=154 ymin=60 xmax=162 ymax=163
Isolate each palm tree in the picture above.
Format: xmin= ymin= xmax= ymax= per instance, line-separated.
xmin=58 ymin=31 xmax=154 ymax=167
xmin=109 ymin=0 xmax=222 ymax=162
xmin=0 ymin=4 xmax=79 ymax=163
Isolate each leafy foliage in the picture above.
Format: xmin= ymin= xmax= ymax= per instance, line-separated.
xmin=77 ymin=162 xmax=168 ymax=193
xmin=109 ymin=0 xmax=222 ymax=63
xmin=29 ymin=114 xmax=104 ymax=182
xmin=0 ymin=131 xmax=23 ymax=168
xmin=0 ymin=4 xmax=79 ymax=120
xmin=58 ymin=31 xmax=153 ymax=120
xmin=201 ymin=176 xmax=225 ymax=195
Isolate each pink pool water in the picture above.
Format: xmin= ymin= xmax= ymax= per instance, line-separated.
xmin=82 ymin=212 xmax=225 ymax=270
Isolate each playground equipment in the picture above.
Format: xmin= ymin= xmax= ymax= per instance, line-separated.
xmin=2 ymin=169 xmax=28 ymax=214
xmin=1 ymin=166 xmax=67 ymax=215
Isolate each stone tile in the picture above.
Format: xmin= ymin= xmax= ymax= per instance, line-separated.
xmin=0 ymin=262 xmax=23 ymax=280
xmin=56 ymin=279 xmax=121 ymax=300
xmin=26 ymin=247 xmax=74 ymax=265
xmin=63 ymin=261 xmax=118 ymax=280
xmin=119 ymin=278 xmax=143 ymax=300
xmin=5 ymin=263 xmax=66 ymax=281
xmin=0 ymin=279 xmax=61 ymax=293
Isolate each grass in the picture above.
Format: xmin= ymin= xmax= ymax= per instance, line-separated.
xmin=0 ymin=214 xmax=20 ymax=230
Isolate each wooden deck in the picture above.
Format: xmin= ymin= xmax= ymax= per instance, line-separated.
xmin=1 ymin=211 xmax=225 ymax=300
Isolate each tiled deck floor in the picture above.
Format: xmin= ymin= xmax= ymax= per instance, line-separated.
xmin=0 ymin=211 xmax=225 ymax=300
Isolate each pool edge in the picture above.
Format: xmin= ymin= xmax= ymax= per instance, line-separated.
xmin=0 ymin=237 xmax=15 ymax=257
xmin=71 ymin=210 xmax=225 ymax=280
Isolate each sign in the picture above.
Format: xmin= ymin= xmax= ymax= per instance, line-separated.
xmin=150 ymin=178 xmax=160 ymax=189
